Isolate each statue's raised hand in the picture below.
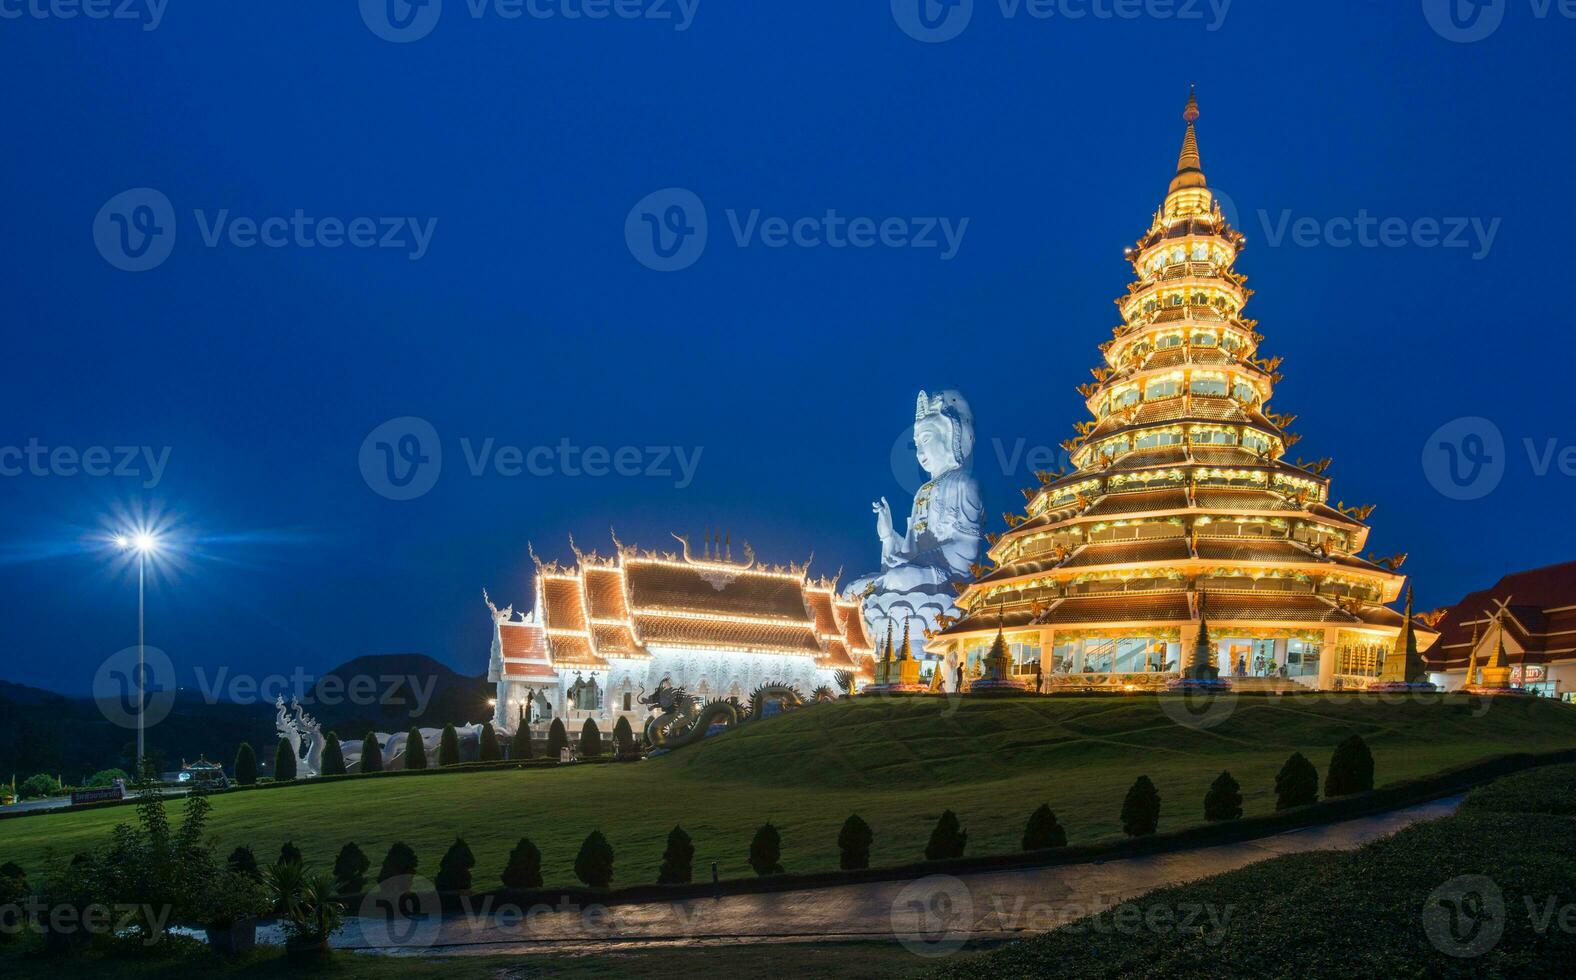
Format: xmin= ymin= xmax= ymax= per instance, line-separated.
xmin=873 ymin=497 xmax=895 ymax=541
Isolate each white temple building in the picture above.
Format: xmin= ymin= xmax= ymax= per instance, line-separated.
xmin=486 ymin=534 xmax=874 ymax=736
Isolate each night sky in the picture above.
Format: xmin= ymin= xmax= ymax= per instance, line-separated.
xmin=3 ymin=2 xmax=1573 ymax=695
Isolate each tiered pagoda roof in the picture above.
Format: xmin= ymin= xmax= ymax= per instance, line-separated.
xmin=1423 ymin=561 xmax=1576 ymax=671
xmin=936 ymin=90 xmax=1423 ymax=655
xmin=494 ymin=533 xmax=874 ymax=683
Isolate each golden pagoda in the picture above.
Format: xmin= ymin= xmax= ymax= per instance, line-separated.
xmin=1369 ymin=587 xmax=1437 ymax=691
xmin=931 ymin=91 xmax=1432 ymax=691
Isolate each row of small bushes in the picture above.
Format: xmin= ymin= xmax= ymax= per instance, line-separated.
xmin=5 ymin=769 xmax=131 ymax=801
xmin=235 ymin=717 xmax=639 ymax=783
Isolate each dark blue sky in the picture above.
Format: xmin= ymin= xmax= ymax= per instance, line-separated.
xmin=3 ymin=2 xmax=1573 ymax=694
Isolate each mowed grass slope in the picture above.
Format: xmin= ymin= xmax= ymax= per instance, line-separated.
xmin=3 ymin=694 xmax=1573 ymax=889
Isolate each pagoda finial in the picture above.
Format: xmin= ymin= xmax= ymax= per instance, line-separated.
xmin=899 ymin=618 xmax=911 ymax=661
xmin=1170 ymin=86 xmax=1207 ymax=193
xmin=883 ymin=620 xmax=895 ymax=665
xmin=1464 ymin=620 xmax=1480 ymax=687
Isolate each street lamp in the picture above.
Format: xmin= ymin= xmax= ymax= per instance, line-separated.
xmin=117 ymin=530 xmax=161 ymax=769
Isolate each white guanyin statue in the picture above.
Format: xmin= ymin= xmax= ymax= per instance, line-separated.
xmin=845 ymin=390 xmax=985 ymax=691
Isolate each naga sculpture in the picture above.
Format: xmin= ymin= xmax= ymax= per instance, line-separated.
xmin=275 ymin=695 xmax=325 ymax=778
xmin=636 ymin=678 xmax=808 ymax=751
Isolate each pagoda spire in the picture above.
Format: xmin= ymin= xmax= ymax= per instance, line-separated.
xmin=1169 ymin=85 xmax=1208 ymax=193
xmin=898 ymin=618 xmax=912 ymax=661
xmin=1464 ymin=621 xmax=1480 ymax=688
xmin=1379 ymin=586 xmax=1424 ymax=683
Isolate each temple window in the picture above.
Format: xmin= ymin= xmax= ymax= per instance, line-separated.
xmin=1008 ymin=638 xmax=1041 ymax=676
xmin=623 ymin=692 xmax=632 ymax=711
xmin=1242 ymin=431 xmax=1271 ymax=453
xmin=1191 ymin=330 xmax=1218 ymax=346
xmin=1135 ymin=430 xmax=1183 ymax=450
xmin=1232 ymin=381 xmax=1256 ymax=404
xmin=1190 ymin=377 xmax=1229 ymax=397
xmin=1191 ymin=428 xmax=1237 ymax=446
xmin=1113 ymin=386 xmax=1140 ymax=409
xmin=1191 ymin=242 xmax=1209 ymax=261
xmin=1156 ymin=333 xmax=1184 ymax=349
xmin=1145 ymin=377 xmax=1182 ymax=400
xmin=1287 ymin=640 xmax=1321 ymax=678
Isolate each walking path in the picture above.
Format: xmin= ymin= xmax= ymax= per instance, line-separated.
xmin=334 ymin=794 xmax=1461 ymax=956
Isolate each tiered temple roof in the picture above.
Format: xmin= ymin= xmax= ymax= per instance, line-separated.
xmin=1423 ymin=561 xmax=1576 ymax=671
xmin=935 ymin=91 xmax=1426 ymax=660
xmin=494 ymin=534 xmax=874 ymax=683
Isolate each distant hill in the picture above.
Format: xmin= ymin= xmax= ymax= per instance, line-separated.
xmin=0 ymin=654 xmax=491 ymax=783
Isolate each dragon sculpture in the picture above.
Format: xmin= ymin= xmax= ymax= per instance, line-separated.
xmin=636 ymin=677 xmax=808 ymax=751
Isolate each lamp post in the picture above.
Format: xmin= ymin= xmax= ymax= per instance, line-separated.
xmin=115 ymin=531 xmax=159 ymax=770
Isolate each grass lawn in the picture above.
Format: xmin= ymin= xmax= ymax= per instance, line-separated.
xmin=929 ymin=764 xmax=1576 ymax=978
xmin=2 ymin=694 xmax=1573 ymax=890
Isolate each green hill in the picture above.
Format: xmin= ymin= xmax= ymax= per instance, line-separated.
xmin=3 ymin=694 xmax=1573 ymax=889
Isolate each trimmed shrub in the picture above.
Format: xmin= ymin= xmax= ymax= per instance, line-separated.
xmin=748 ymin=822 xmax=784 ymax=876
xmin=657 ymin=825 xmax=694 ymax=884
xmin=234 ymin=743 xmax=258 ymax=786
xmin=405 ymin=728 xmax=428 ymax=771
xmin=1022 ymin=804 xmax=1067 ymax=850
xmin=278 ymin=841 xmax=303 ymax=867
xmin=546 ymin=719 xmax=570 ymax=760
xmin=837 ymin=814 xmax=874 ymax=870
xmin=439 ymin=724 xmax=461 ymax=767
xmin=574 ymin=831 xmax=614 ymax=888
xmin=360 ymin=732 xmax=384 ymax=773
xmin=478 ymin=722 xmax=502 ymax=762
xmin=1121 ymin=776 xmax=1162 ymax=837
xmin=84 ymin=768 xmax=129 ymax=789
xmin=510 ymin=721 xmax=534 ymax=761
xmin=227 ymin=845 xmax=259 ymax=877
xmin=925 ymin=810 xmax=967 ymax=861
xmin=17 ymin=774 xmax=62 ymax=800
xmin=501 ymin=838 xmax=543 ymax=889
xmin=1204 ymin=771 xmax=1244 ymax=822
xmin=435 ymin=838 xmax=476 ymax=892
xmin=579 ymin=718 xmax=603 ymax=758
xmin=1325 ymin=735 xmax=1375 ymax=798
xmin=378 ymin=842 xmax=419 ymax=883
xmin=274 ymin=738 xmax=297 ymax=782
xmin=333 ymin=843 xmax=370 ymax=894
xmin=1275 ymin=752 xmax=1320 ymax=810
xmin=613 ymin=716 xmax=636 ymax=758
xmin=322 ymin=733 xmax=346 ymax=776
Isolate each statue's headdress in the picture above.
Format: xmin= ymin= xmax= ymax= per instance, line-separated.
xmin=915 ymin=389 xmax=976 ymax=466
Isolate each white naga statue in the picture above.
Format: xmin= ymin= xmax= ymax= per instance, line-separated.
xmin=845 ymin=390 xmax=985 ymax=687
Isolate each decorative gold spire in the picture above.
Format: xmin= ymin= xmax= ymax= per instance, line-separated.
xmin=1464 ymin=621 xmax=1480 ymax=688
xmin=1379 ymin=586 xmax=1423 ymax=683
xmin=1169 ymin=85 xmax=1208 ymax=193
xmin=898 ymin=618 xmax=912 ymax=661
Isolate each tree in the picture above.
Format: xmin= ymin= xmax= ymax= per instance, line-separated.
xmin=1022 ymin=804 xmax=1067 ymax=850
xmin=333 ymin=843 xmax=370 ymax=894
xmin=322 ymin=733 xmax=346 ymax=776
xmin=228 ymin=845 xmax=259 ymax=877
xmin=360 ymin=732 xmax=384 ymax=773
xmin=439 ymin=724 xmax=461 ymax=767
xmin=273 ymin=737 xmax=297 ymax=782
xmin=435 ymin=838 xmax=476 ymax=892
xmin=1204 ymin=771 xmax=1243 ymax=822
xmin=510 ymin=720 xmax=534 ymax=761
xmin=546 ymin=719 xmax=570 ymax=760
xmin=613 ymin=716 xmax=636 ymax=758
xmin=278 ymin=841 xmax=303 ymax=867
xmin=478 ymin=722 xmax=501 ymax=762
xmin=85 ymin=767 xmax=130 ymax=788
xmin=1121 ymin=776 xmax=1161 ymax=837
xmin=748 ymin=822 xmax=784 ymax=876
xmin=17 ymin=774 xmax=61 ymax=799
xmin=378 ymin=842 xmax=419 ymax=883
xmin=233 ymin=743 xmax=258 ymax=786
xmin=579 ymin=718 xmax=603 ymax=758
xmin=404 ymin=728 xmax=428 ymax=771
xmin=1325 ymin=735 xmax=1375 ymax=798
xmin=925 ymin=810 xmax=967 ymax=861
xmin=837 ymin=814 xmax=874 ymax=870
xmin=501 ymin=838 xmax=543 ymax=889
xmin=574 ymin=831 xmax=614 ymax=888
xmin=657 ymin=825 xmax=694 ymax=884
xmin=1275 ymin=752 xmax=1320 ymax=810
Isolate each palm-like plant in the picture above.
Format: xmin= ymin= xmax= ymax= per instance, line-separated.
xmin=263 ymin=864 xmax=343 ymax=946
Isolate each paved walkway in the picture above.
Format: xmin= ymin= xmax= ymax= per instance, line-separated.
xmin=333 ymin=795 xmax=1460 ymax=956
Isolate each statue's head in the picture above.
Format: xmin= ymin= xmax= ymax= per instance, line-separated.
xmin=914 ymin=389 xmax=975 ymax=478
